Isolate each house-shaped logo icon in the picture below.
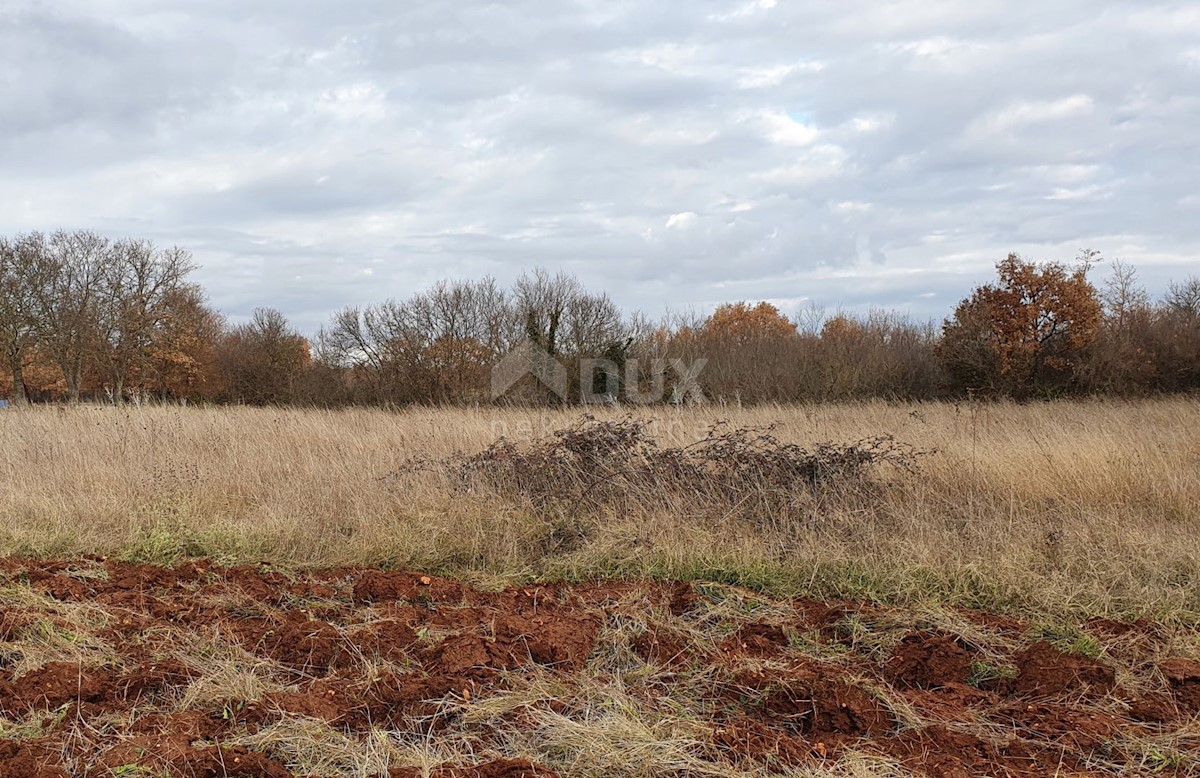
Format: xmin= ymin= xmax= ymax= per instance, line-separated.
xmin=491 ymin=340 xmax=569 ymax=401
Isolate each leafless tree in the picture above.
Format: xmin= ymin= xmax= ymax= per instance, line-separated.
xmin=217 ymin=308 xmax=309 ymax=405
xmin=514 ymin=269 xmax=630 ymax=353
xmin=0 ymin=233 xmax=46 ymax=405
xmin=1164 ymin=277 xmax=1200 ymax=320
xmin=96 ymin=240 xmax=196 ymax=403
xmin=320 ymin=278 xmax=519 ymax=403
xmin=29 ymin=230 xmax=112 ymax=403
xmin=1103 ymin=260 xmax=1151 ymax=330
xmin=514 ymin=269 xmax=576 ymax=356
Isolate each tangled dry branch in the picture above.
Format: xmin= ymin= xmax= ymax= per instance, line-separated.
xmin=393 ymin=416 xmax=927 ymax=527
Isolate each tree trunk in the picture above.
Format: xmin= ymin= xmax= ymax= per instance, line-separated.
xmin=66 ymin=360 xmax=82 ymax=404
xmin=7 ymin=348 xmax=27 ymax=406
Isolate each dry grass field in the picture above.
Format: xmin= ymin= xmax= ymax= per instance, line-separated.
xmin=0 ymin=400 xmax=1198 ymax=776
xmin=2 ymin=399 xmax=1198 ymax=617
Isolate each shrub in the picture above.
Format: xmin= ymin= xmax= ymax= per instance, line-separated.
xmin=396 ymin=416 xmax=925 ymax=526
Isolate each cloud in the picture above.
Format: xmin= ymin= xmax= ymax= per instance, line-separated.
xmin=971 ymin=94 xmax=1096 ymax=136
xmin=665 ymin=212 xmax=699 ymax=230
xmin=737 ymin=61 xmax=824 ymax=89
xmin=0 ymin=0 xmax=1197 ymax=333
xmin=757 ymin=110 xmax=821 ymax=146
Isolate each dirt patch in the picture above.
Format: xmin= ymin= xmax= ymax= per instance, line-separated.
xmin=1125 ymin=691 xmax=1181 ymax=723
xmin=422 ymin=611 xmax=598 ymax=676
xmin=387 ymin=759 xmax=559 ymax=777
xmin=250 ymin=677 xmax=361 ymax=722
xmin=0 ymin=557 xmax=1196 ymax=777
xmin=232 ymin=612 xmax=358 ymax=673
xmin=0 ymin=739 xmax=69 ymax=778
xmin=722 ymin=622 xmax=792 ymax=657
xmin=632 ymin=625 xmax=694 ymax=668
xmin=711 ymin=717 xmax=813 ymax=768
xmin=884 ymin=724 xmax=1046 ymax=778
xmin=94 ymin=739 xmax=293 ymax=778
xmin=991 ymin=702 xmax=1126 ymax=755
xmin=492 ymin=612 xmax=599 ymax=671
xmin=1085 ymin=617 xmax=1157 ymax=637
xmin=1160 ymin=658 xmax=1200 ymax=713
xmin=764 ymin=677 xmax=893 ymax=738
xmin=667 ymin=582 xmax=701 ymax=617
xmin=895 ymin=683 xmax=997 ymax=725
xmin=354 ymin=571 xmax=468 ymax=605
xmin=1008 ymin=642 xmax=1116 ymax=697
xmin=729 ymin=664 xmax=894 ymax=739
xmin=0 ymin=661 xmax=112 ymax=713
xmin=886 ymin=632 xmax=974 ymax=689
xmin=956 ymin=608 xmax=1028 ymax=637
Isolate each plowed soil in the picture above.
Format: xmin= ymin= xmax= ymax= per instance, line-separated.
xmin=0 ymin=558 xmax=1197 ymax=777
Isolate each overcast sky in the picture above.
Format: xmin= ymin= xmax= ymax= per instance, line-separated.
xmin=2 ymin=1 xmax=1198 ymax=333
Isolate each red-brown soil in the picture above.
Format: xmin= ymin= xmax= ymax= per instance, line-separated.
xmin=886 ymin=632 xmax=974 ymax=689
xmin=0 ymin=557 xmax=1196 ymax=777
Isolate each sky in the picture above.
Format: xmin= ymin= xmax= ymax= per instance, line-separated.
xmin=2 ymin=1 xmax=1199 ymax=334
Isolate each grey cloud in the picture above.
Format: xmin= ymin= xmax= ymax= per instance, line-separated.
xmin=1 ymin=0 xmax=1197 ymax=333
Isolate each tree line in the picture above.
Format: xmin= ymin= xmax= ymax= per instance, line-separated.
xmin=2 ymin=230 xmax=1198 ymax=406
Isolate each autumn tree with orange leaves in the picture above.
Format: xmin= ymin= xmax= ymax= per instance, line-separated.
xmin=672 ymin=301 xmax=803 ymax=402
xmin=700 ymin=301 xmax=798 ymax=342
xmin=939 ymin=252 xmax=1102 ymax=397
xmin=145 ymin=286 xmax=225 ymax=400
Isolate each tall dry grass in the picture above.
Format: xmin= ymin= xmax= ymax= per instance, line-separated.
xmin=0 ymin=399 xmax=1197 ymax=619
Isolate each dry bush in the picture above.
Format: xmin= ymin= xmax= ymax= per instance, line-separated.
xmin=401 ymin=416 xmax=924 ymax=527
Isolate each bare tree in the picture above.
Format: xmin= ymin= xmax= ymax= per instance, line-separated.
xmin=1102 ymin=259 xmax=1151 ymax=330
xmin=318 ymin=302 xmax=409 ymax=402
xmin=409 ymin=278 xmax=518 ymax=402
xmin=564 ymin=290 xmax=627 ymax=357
xmin=218 ymin=308 xmax=310 ymax=405
xmin=514 ymin=269 xmax=630 ymax=354
xmin=1165 ymin=277 xmax=1200 ymax=320
xmin=30 ymin=230 xmax=112 ymax=403
xmin=513 ymin=269 xmax=633 ymax=401
xmin=96 ymin=240 xmax=196 ymax=403
xmin=0 ymin=233 xmax=46 ymax=405
xmin=514 ymin=269 xmax=576 ymax=356
xmin=320 ymin=278 xmax=518 ymax=404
